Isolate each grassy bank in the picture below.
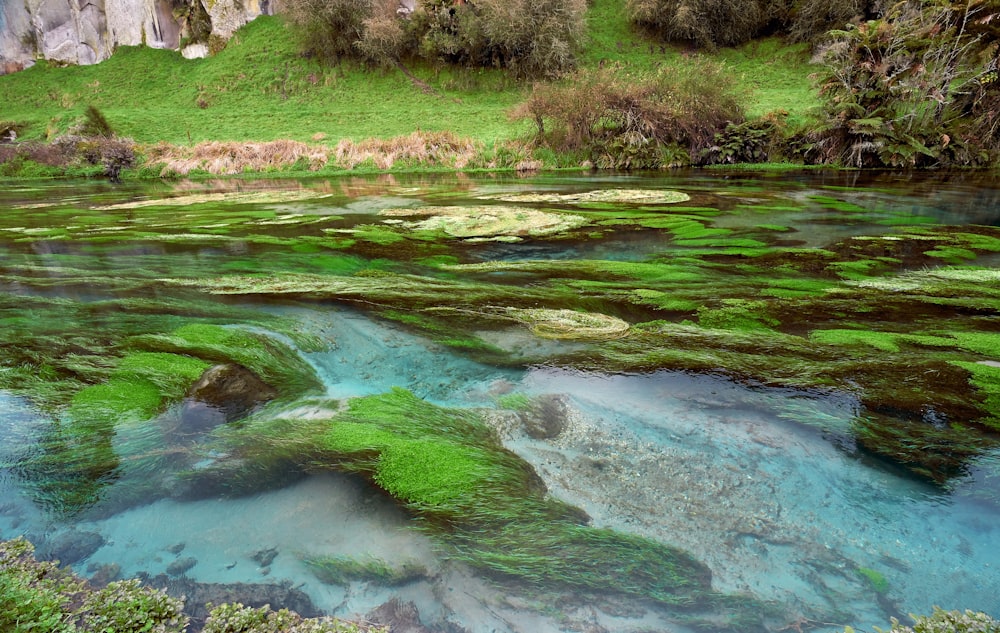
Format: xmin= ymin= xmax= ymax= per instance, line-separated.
xmin=0 ymin=0 xmax=819 ymax=149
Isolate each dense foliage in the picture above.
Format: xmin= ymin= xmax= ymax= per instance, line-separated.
xmin=0 ymin=538 xmax=379 ymax=633
xmin=627 ymin=0 xmax=885 ymax=48
xmin=809 ymin=0 xmax=1000 ymax=167
xmin=510 ymin=60 xmax=745 ymax=167
xmin=284 ymin=0 xmax=586 ymax=78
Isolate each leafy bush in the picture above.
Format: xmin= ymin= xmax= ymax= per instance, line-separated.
xmin=808 ymin=0 xmax=1000 ymax=167
xmin=0 ymin=538 xmax=383 ymax=633
xmin=283 ymin=0 xmax=586 ymax=77
xmin=787 ymin=0 xmax=884 ymax=43
xmin=284 ymin=0 xmax=375 ymax=63
xmin=202 ymin=603 xmax=379 ymax=633
xmin=627 ymin=0 xmax=786 ymax=49
xmin=698 ymin=118 xmax=782 ymax=165
xmin=510 ymin=60 xmax=745 ymax=168
xmin=77 ymin=579 xmax=187 ymax=633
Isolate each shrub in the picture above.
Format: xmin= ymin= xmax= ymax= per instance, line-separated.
xmin=470 ymin=0 xmax=587 ymax=78
xmin=283 ymin=0 xmax=586 ymax=77
xmin=202 ymin=603 xmax=381 ymax=632
xmin=77 ymin=579 xmax=187 ymax=633
xmin=627 ymin=0 xmax=786 ymax=49
xmin=787 ymin=0 xmax=884 ymax=43
xmin=510 ymin=60 xmax=745 ymax=168
xmin=284 ymin=0 xmax=375 ymax=63
xmin=809 ymin=0 xmax=1000 ymax=167
xmin=698 ymin=118 xmax=782 ymax=165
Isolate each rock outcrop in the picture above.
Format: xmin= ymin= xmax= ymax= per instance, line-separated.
xmin=0 ymin=0 xmax=274 ymax=73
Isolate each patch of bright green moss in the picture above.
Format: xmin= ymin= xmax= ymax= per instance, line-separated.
xmin=67 ymin=376 xmax=164 ymax=423
xmin=128 ymin=323 xmax=322 ymax=397
xmin=810 ymin=329 xmax=901 ymax=353
xmin=924 ymin=246 xmax=978 ymax=264
xmin=697 ymin=300 xmax=778 ymax=331
xmin=856 ymin=567 xmax=889 ymax=594
xmin=952 ymin=362 xmax=1000 ymax=429
xmin=195 ymin=389 xmax=745 ymax=616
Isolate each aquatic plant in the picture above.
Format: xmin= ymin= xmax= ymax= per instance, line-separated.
xmin=379 ymin=205 xmax=589 ymax=240
xmin=855 ymin=567 xmax=889 ymax=594
xmin=193 ymin=389 xmax=760 ymax=624
xmin=302 ymin=555 xmax=426 ymax=586
xmin=506 ymin=308 xmax=631 ymax=340
xmin=483 ymin=189 xmax=692 ymax=205
xmin=846 ymin=607 xmax=1000 ymax=633
xmin=128 ymin=324 xmax=323 ymax=398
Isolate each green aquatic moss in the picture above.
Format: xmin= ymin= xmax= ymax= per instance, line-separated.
xmin=302 ymin=555 xmax=426 ymax=586
xmin=856 ymin=567 xmax=889 ymax=594
xmin=952 ymin=362 xmax=1000 ymax=429
xmin=66 ymin=377 xmax=164 ymax=423
xmin=128 ymin=324 xmax=322 ymax=397
xmin=924 ymin=246 xmax=978 ymax=263
xmin=809 ymin=330 xmax=901 ymax=353
xmin=193 ymin=389 xmax=744 ymax=616
xmin=697 ymin=300 xmax=779 ymax=331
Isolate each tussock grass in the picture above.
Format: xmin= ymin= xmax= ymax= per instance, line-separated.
xmin=146 ymin=139 xmax=329 ymax=176
xmin=331 ymin=131 xmax=480 ymax=170
xmin=143 ymin=131 xmax=481 ymax=175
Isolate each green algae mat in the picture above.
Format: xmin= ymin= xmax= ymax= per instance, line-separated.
xmin=1 ymin=171 xmax=999 ymax=633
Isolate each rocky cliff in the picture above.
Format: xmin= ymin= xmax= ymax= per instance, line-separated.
xmin=0 ymin=0 xmax=273 ymax=74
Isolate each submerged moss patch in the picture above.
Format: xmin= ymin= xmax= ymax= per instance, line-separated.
xmin=485 ymin=189 xmax=691 ymax=205
xmin=194 ymin=389 xmax=753 ymax=620
xmin=506 ymin=308 xmax=631 ymax=340
xmin=380 ymin=205 xmax=588 ymax=239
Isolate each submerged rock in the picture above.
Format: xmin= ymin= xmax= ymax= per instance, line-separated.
xmin=181 ymin=363 xmax=277 ymax=427
xmin=250 ymin=546 xmax=278 ymax=567
xmin=367 ymin=598 xmax=435 ymax=633
xmin=87 ymin=562 xmax=122 ymax=586
xmin=139 ymin=572 xmax=320 ymax=629
xmin=166 ymin=556 xmax=198 ymax=576
xmin=38 ymin=530 xmax=105 ymax=566
xmin=519 ymin=393 xmax=572 ymax=439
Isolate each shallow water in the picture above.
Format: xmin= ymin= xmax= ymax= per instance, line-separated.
xmin=1 ymin=170 xmax=999 ymax=632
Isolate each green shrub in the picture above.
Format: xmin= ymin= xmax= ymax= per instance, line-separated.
xmin=627 ymin=0 xmax=786 ymax=49
xmin=809 ymin=1 xmax=1000 ymax=167
xmin=284 ymin=0 xmax=375 ymax=63
xmin=510 ymin=60 xmax=745 ymax=167
xmin=787 ymin=0 xmax=882 ymax=43
xmin=284 ymin=0 xmax=586 ymax=77
xmin=698 ymin=118 xmax=782 ymax=165
xmin=77 ymin=579 xmax=187 ymax=633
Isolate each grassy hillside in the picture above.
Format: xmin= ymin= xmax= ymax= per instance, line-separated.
xmin=0 ymin=0 xmax=820 ymax=146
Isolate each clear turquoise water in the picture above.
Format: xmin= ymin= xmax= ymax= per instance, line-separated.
xmin=1 ymin=171 xmax=999 ymax=632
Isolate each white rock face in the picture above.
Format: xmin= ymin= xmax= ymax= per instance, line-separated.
xmin=0 ymin=0 xmax=271 ymax=73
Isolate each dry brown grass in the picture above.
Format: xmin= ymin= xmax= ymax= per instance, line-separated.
xmin=143 ymin=131 xmax=483 ymax=175
xmin=331 ymin=131 xmax=480 ymax=170
xmin=146 ymin=139 xmax=329 ymax=176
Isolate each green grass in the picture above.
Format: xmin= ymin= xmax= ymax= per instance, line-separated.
xmin=0 ymin=4 xmax=820 ymax=147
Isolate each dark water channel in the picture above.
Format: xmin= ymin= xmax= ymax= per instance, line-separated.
xmin=1 ymin=169 xmax=999 ymax=632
